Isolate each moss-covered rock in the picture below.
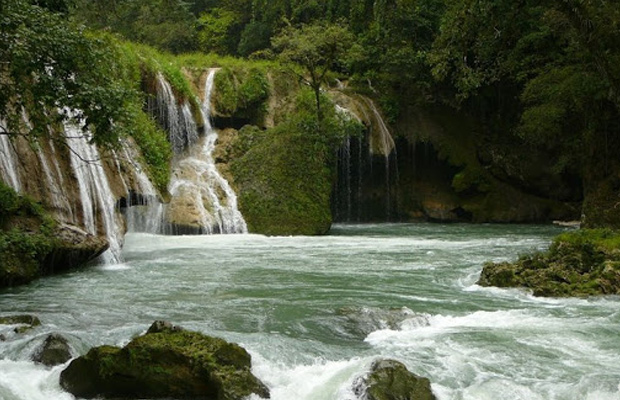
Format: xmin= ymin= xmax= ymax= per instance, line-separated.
xmin=212 ymin=66 xmax=270 ymax=127
xmin=60 ymin=321 xmax=270 ymax=400
xmin=231 ymin=126 xmax=333 ymax=235
xmin=229 ymin=88 xmax=359 ymax=235
xmin=0 ymin=314 xmax=41 ymax=335
xmin=32 ymin=333 xmax=73 ymax=366
xmin=354 ymin=359 xmax=436 ymax=400
xmin=0 ymin=182 xmax=109 ymax=288
xmin=479 ymin=229 xmax=620 ymax=297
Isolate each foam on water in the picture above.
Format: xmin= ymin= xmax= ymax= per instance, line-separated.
xmin=1 ymin=224 xmax=619 ymax=400
xmin=0 ymin=361 xmax=72 ymax=400
xmin=249 ymin=355 xmax=368 ymax=400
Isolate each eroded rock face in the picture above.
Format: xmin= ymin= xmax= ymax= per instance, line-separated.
xmin=60 ymin=321 xmax=270 ymax=400
xmin=354 ymin=359 xmax=436 ymax=400
xmin=32 ymin=333 xmax=73 ymax=366
xmin=45 ymin=224 xmax=109 ymax=272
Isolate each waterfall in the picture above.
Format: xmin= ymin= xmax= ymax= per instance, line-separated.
xmin=37 ymin=139 xmax=74 ymax=221
xmin=165 ymin=69 xmax=247 ymax=234
xmin=65 ymin=124 xmax=123 ymax=264
xmin=154 ymin=73 xmax=198 ymax=154
xmin=122 ymin=144 xmax=165 ymax=234
xmin=0 ymin=130 xmax=22 ymax=192
xmin=333 ymin=95 xmax=399 ymax=222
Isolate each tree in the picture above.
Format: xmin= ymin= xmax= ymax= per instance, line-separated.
xmin=72 ymin=0 xmax=198 ymax=54
xmin=197 ymin=7 xmax=244 ymax=55
xmin=0 ymin=0 xmax=135 ymax=146
xmin=272 ymin=22 xmax=354 ymax=127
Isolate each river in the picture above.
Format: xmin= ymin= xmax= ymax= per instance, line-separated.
xmin=1 ymin=223 xmax=619 ymax=400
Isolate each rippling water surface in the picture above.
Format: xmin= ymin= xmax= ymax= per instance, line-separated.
xmin=1 ymin=223 xmax=619 ymax=400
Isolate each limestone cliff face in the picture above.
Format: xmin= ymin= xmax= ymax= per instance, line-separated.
xmin=0 ymin=128 xmax=161 ymax=269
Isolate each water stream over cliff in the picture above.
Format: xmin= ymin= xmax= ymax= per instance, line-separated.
xmin=333 ymin=95 xmax=399 ymax=222
xmin=165 ymin=69 xmax=247 ymax=234
xmin=131 ymin=70 xmax=247 ymax=234
xmin=64 ymin=125 xmax=124 ymax=264
xmin=1 ymin=223 xmax=619 ymax=400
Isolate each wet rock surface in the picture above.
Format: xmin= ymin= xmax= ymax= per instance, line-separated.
xmin=354 ymin=359 xmax=436 ymax=400
xmin=60 ymin=320 xmax=270 ymax=400
xmin=32 ymin=333 xmax=73 ymax=366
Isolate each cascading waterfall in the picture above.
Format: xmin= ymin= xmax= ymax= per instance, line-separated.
xmin=334 ymin=105 xmax=358 ymax=222
xmin=165 ymin=69 xmax=247 ymax=234
xmin=0 ymin=130 xmax=22 ymax=192
xmin=36 ymin=139 xmax=75 ymax=221
xmin=120 ymin=144 xmax=165 ymax=234
xmin=65 ymin=124 xmax=123 ymax=264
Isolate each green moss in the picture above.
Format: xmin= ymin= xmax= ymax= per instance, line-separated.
xmin=213 ymin=66 xmax=270 ymax=122
xmin=125 ymin=106 xmax=173 ymax=194
xmin=0 ymin=182 xmax=58 ymax=287
xmin=479 ymin=229 xmax=620 ymax=297
xmin=229 ymin=88 xmax=361 ymax=235
xmin=61 ymin=324 xmax=269 ymax=399
xmin=231 ymin=125 xmax=333 ymax=235
xmin=0 ymin=314 xmax=41 ymax=326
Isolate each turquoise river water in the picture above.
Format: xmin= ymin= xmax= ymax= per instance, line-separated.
xmin=1 ymin=223 xmax=619 ymax=399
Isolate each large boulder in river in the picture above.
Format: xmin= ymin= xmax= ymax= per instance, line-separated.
xmin=32 ymin=333 xmax=73 ymax=366
xmin=354 ymin=359 xmax=436 ymax=400
xmin=60 ymin=321 xmax=269 ymax=400
xmin=478 ymin=229 xmax=620 ymax=297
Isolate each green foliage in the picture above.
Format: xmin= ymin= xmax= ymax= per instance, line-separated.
xmin=212 ymin=66 xmax=270 ymax=120
xmin=0 ymin=0 xmax=136 ymax=147
xmin=125 ymin=106 xmax=173 ymax=194
xmin=72 ymin=0 xmax=197 ymax=54
xmin=197 ymin=8 xmax=245 ymax=55
xmin=238 ymin=21 xmax=272 ymax=56
xmin=0 ymin=182 xmax=57 ymax=287
xmin=429 ymin=0 xmax=620 ymax=178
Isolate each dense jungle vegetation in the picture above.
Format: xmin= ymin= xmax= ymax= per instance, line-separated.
xmin=2 ymin=0 xmax=620 ymax=229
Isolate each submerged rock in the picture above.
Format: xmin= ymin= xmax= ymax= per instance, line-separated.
xmin=0 ymin=314 xmax=41 ymax=334
xmin=60 ymin=321 xmax=270 ymax=400
xmin=337 ymin=307 xmax=429 ymax=337
xmin=32 ymin=333 xmax=73 ymax=366
xmin=0 ymin=315 xmax=41 ymax=326
xmin=354 ymin=359 xmax=436 ymax=400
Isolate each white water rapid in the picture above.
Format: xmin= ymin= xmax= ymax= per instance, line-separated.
xmin=1 ymin=224 xmax=619 ymax=399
